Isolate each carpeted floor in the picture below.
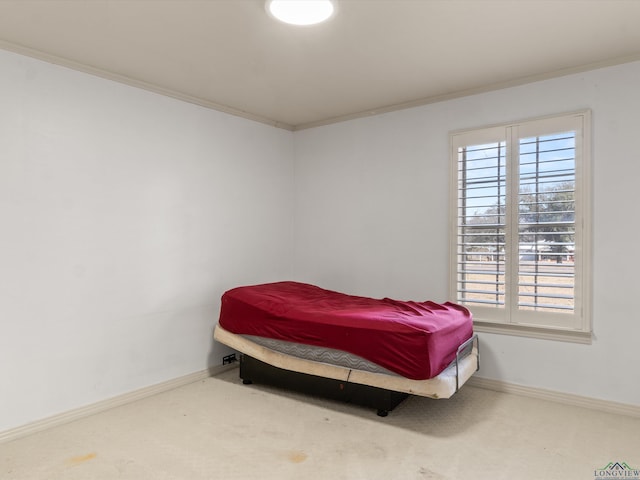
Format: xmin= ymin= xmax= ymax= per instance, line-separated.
xmin=2 ymin=367 xmax=639 ymax=479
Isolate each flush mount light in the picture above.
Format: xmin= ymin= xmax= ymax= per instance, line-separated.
xmin=266 ymin=0 xmax=336 ymax=26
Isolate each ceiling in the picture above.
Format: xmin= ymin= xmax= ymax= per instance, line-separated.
xmin=1 ymin=0 xmax=640 ymax=131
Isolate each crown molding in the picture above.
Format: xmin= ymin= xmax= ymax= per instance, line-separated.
xmin=0 ymin=40 xmax=295 ymax=131
xmin=3 ymin=39 xmax=640 ymax=133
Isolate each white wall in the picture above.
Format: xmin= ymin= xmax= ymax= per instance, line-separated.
xmin=2 ymin=48 xmax=638 ymax=435
xmin=293 ymin=60 xmax=640 ymax=407
xmin=0 ymin=50 xmax=294 ymax=432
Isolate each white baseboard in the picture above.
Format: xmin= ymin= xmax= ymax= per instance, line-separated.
xmin=4 ymin=367 xmax=636 ymax=444
xmin=468 ymin=376 xmax=640 ymax=418
xmin=0 ymin=363 xmax=238 ymax=444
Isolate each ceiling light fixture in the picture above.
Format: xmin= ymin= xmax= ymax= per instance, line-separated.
xmin=266 ymin=0 xmax=336 ymax=26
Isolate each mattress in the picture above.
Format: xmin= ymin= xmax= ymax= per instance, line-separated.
xmin=242 ymin=334 xmax=400 ymax=376
xmin=218 ymin=281 xmax=473 ymax=380
xmin=214 ymin=325 xmax=479 ymax=400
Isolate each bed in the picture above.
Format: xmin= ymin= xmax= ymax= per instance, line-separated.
xmin=214 ymin=281 xmax=479 ymax=416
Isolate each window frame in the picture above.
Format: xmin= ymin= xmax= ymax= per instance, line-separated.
xmin=449 ymin=110 xmax=592 ymax=344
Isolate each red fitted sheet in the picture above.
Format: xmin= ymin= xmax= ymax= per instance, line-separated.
xmin=218 ymin=281 xmax=473 ymax=380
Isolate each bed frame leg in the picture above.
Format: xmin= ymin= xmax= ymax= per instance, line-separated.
xmin=242 ymin=379 xmax=253 ymax=385
xmin=376 ymin=409 xmax=389 ymax=417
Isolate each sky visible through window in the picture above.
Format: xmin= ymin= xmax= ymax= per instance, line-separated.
xmin=459 ymin=133 xmax=575 ymax=220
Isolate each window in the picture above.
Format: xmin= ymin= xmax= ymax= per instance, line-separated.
xmin=450 ymin=111 xmax=591 ymax=342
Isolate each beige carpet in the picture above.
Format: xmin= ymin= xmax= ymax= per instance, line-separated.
xmin=2 ymin=367 xmax=639 ymax=479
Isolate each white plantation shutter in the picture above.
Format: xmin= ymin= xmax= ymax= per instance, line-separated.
xmin=450 ymin=112 xmax=591 ymax=338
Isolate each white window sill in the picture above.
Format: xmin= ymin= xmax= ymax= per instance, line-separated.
xmin=473 ymin=321 xmax=592 ymax=344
